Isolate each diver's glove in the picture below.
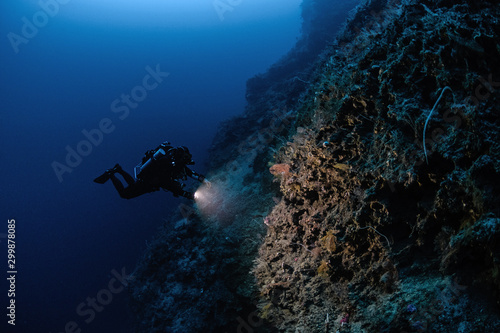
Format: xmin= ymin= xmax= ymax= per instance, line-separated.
xmin=203 ymin=179 xmax=212 ymax=188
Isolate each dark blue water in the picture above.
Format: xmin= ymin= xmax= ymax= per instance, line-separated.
xmin=0 ymin=1 xmax=302 ymax=332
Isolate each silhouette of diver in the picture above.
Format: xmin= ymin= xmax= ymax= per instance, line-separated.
xmin=94 ymin=141 xmax=208 ymax=200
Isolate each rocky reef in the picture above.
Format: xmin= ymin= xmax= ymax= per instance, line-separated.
xmin=128 ymin=0 xmax=500 ymax=332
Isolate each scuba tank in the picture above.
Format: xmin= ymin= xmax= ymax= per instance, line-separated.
xmin=134 ymin=141 xmax=171 ymax=179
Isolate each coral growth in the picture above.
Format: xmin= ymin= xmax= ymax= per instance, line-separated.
xmin=129 ymin=0 xmax=500 ymax=332
xmin=269 ymin=163 xmax=291 ymax=177
xmin=253 ymin=0 xmax=500 ymax=331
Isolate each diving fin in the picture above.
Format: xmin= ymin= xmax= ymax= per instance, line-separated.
xmin=94 ymin=172 xmax=110 ymax=184
xmin=94 ymin=164 xmax=121 ymax=184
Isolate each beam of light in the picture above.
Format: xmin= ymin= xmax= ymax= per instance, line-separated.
xmin=194 ymin=190 xmax=201 ymax=200
xmin=194 ymin=181 xmax=219 ymax=214
xmin=193 ymin=180 xmax=234 ymax=225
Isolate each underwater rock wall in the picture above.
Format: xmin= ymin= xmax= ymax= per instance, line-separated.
xmin=209 ymin=0 xmax=359 ymax=171
xmin=255 ymin=0 xmax=500 ymax=331
xmin=128 ymin=1 xmax=359 ymax=331
xmin=129 ymin=0 xmax=500 ymax=332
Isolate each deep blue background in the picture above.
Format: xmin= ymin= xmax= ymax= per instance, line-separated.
xmin=0 ymin=1 xmax=302 ymax=332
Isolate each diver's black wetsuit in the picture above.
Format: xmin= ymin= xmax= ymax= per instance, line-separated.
xmin=95 ymin=144 xmax=205 ymax=200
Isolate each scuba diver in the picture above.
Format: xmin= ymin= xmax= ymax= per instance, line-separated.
xmin=94 ymin=141 xmax=208 ymax=200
